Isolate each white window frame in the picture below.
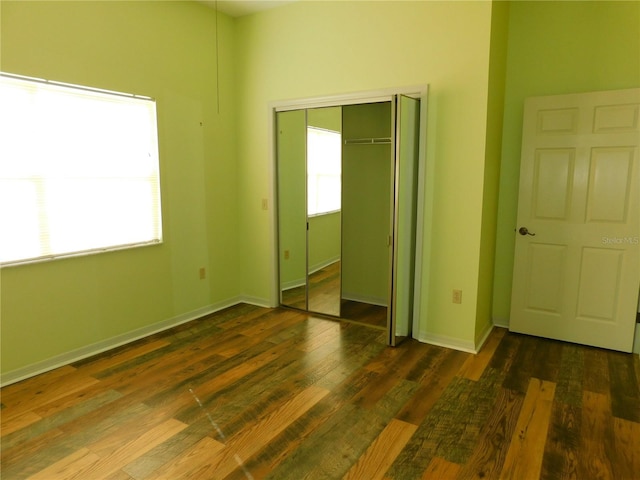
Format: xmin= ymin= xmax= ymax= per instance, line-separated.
xmin=306 ymin=126 xmax=341 ymax=217
xmin=0 ymin=73 xmax=163 ymax=266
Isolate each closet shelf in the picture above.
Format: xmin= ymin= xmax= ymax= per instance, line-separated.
xmin=343 ymin=137 xmax=392 ymax=145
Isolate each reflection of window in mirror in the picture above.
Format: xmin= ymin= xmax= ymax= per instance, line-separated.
xmin=307 ymin=127 xmax=341 ymax=216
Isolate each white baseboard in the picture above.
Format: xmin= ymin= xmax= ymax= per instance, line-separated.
xmin=415 ymin=330 xmax=478 ymax=354
xmin=309 ymin=257 xmax=340 ymax=275
xmin=492 ymin=317 xmax=509 ymax=328
xmin=475 ymin=321 xmax=494 ymax=352
xmin=342 ymin=292 xmax=388 ymax=307
xmin=280 ymin=258 xmax=339 ymax=291
xmin=239 ymin=294 xmax=275 ymax=309
xmin=281 ymin=278 xmax=305 ymax=291
xmin=0 ymin=296 xmax=271 ymax=387
xmin=416 ymin=322 xmax=494 ymax=354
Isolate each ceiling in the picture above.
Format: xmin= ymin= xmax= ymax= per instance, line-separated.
xmin=199 ymin=0 xmax=297 ymax=18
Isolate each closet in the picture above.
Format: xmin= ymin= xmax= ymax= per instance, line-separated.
xmin=276 ymin=94 xmax=421 ymax=346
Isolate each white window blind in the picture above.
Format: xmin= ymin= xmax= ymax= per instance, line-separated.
xmin=0 ymin=73 xmax=163 ymax=266
xmin=307 ymin=126 xmax=341 ymax=216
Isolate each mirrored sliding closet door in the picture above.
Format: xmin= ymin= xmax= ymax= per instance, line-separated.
xmin=276 ymin=93 xmax=422 ymax=346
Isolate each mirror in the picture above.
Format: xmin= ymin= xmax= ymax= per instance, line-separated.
xmin=277 ymin=109 xmax=307 ymax=310
xmin=276 ymin=94 xmax=422 ymax=343
xmin=277 ymin=106 xmax=343 ymax=315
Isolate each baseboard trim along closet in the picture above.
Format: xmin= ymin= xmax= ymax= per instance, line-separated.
xmin=417 ymin=323 xmax=494 ymax=355
xmin=0 ymin=295 xmax=268 ymax=387
xmin=492 ymin=316 xmax=510 ymax=329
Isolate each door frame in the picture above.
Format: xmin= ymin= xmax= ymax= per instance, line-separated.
xmin=390 ymin=94 xmax=422 ymax=346
xmin=268 ymin=85 xmax=429 ymax=343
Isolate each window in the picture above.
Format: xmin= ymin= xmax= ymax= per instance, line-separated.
xmin=307 ymin=126 xmax=341 ymax=216
xmin=0 ymin=73 xmax=162 ymax=266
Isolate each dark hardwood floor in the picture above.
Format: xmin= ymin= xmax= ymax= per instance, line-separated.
xmin=1 ymin=304 xmax=639 ymax=479
xmin=281 ymin=262 xmax=387 ymax=328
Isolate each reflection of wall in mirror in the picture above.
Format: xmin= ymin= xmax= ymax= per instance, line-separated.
xmin=308 ymin=212 xmax=340 ymax=272
xmin=277 ymin=110 xmax=307 ymax=290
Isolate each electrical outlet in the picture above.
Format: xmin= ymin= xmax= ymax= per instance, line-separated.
xmin=452 ymin=289 xmax=462 ymax=304
xmin=199 ymin=267 xmax=206 ymax=280
xmin=284 ymin=250 xmax=290 ymax=259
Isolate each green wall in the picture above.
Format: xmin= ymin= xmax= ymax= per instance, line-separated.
xmin=307 ymin=106 xmax=341 ymax=132
xmin=341 ymin=102 xmax=392 ymax=305
xmin=475 ymin=1 xmax=509 ymax=342
xmin=235 ymin=0 xmax=495 ymax=347
xmin=276 ymin=109 xmax=307 ymax=289
xmin=0 ymin=1 xmax=240 ymax=376
xmin=492 ymin=1 xmax=640 ymax=324
xmin=308 ymin=213 xmax=341 ymax=272
xmin=8 ymin=1 xmax=630 ymax=377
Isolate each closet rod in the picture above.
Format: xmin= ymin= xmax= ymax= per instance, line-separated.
xmin=344 ymin=137 xmax=392 ymax=145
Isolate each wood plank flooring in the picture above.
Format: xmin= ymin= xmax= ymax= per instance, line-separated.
xmin=281 ymin=261 xmax=388 ymax=328
xmin=1 ymin=304 xmax=639 ymax=479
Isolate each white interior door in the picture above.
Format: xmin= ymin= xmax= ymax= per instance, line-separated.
xmin=510 ymin=88 xmax=640 ymax=352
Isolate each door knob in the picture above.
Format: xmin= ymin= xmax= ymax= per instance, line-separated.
xmin=518 ymin=227 xmax=536 ymax=236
